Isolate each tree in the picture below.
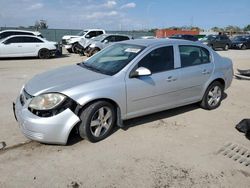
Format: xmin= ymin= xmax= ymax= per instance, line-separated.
xmin=211 ymin=27 xmax=224 ymax=32
xmin=243 ymin=24 xmax=250 ymax=31
xmin=224 ymin=25 xmax=241 ymax=33
xmin=34 ymin=20 xmax=48 ymax=30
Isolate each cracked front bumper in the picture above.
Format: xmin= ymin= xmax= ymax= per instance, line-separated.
xmin=13 ymin=96 xmax=80 ymax=145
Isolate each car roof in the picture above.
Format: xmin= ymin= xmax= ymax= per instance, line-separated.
xmin=4 ymin=35 xmax=45 ymax=41
xmin=84 ymin=29 xmax=105 ymax=31
xmin=120 ymin=38 xmax=200 ymax=47
xmin=0 ymin=30 xmax=41 ymax=34
xmin=104 ymin=33 xmax=130 ymax=37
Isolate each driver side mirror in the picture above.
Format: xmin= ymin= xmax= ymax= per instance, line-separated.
xmin=3 ymin=41 xmax=10 ymax=45
xmin=103 ymin=40 xmax=108 ymax=44
xmin=85 ymin=34 xmax=90 ymax=39
xmin=130 ymin=67 xmax=151 ymax=78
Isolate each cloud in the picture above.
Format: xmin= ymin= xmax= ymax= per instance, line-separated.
xmin=104 ymin=0 xmax=117 ymax=8
xmin=27 ymin=3 xmax=44 ymax=10
xmin=86 ymin=11 xmax=118 ymax=19
xmin=120 ymin=2 xmax=136 ymax=9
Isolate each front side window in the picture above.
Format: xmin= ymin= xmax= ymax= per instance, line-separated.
xmin=80 ymin=43 xmax=145 ymax=75
xmin=115 ymin=36 xmax=129 ymax=42
xmin=87 ymin=31 xmax=97 ymax=38
xmin=137 ymin=46 xmax=174 ymax=74
xmin=5 ymin=36 xmax=24 ymax=43
xmin=179 ymin=45 xmax=210 ymax=68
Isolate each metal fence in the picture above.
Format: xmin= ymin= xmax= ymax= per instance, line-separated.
xmin=0 ymin=27 xmax=154 ymax=42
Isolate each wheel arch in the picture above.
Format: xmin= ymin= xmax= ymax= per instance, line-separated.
xmin=79 ymin=97 xmax=123 ymax=126
xmin=202 ymin=77 xmax=226 ymax=99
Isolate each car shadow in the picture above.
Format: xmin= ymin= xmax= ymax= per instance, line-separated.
xmin=121 ymin=103 xmax=199 ymax=130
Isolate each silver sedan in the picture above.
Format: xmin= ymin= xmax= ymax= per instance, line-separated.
xmin=14 ymin=39 xmax=233 ymax=144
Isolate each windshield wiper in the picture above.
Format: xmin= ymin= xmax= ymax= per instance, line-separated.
xmin=77 ymin=63 xmax=111 ymax=75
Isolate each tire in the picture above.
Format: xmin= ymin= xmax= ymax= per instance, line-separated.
xmin=241 ymin=44 xmax=247 ymax=50
xmin=38 ymin=49 xmax=50 ymax=59
xmin=78 ymin=101 xmax=116 ymax=142
xmin=72 ymin=43 xmax=78 ymax=53
xmin=200 ymin=81 xmax=224 ymax=110
xmin=67 ymin=48 xmax=73 ymax=53
xmin=90 ymin=48 xmax=100 ymax=56
xmin=224 ymin=44 xmax=229 ymax=51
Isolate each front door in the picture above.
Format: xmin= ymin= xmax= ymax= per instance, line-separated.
xmin=125 ymin=45 xmax=181 ymax=119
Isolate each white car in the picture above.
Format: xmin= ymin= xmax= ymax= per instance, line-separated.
xmin=62 ymin=29 xmax=105 ymax=53
xmin=0 ymin=35 xmax=57 ymax=59
xmin=0 ymin=30 xmax=43 ymax=40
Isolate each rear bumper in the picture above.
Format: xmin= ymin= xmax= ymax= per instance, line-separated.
xmin=13 ymin=95 xmax=80 ymax=145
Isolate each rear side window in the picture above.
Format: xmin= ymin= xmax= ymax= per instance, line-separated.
xmin=138 ymin=46 xmax=174 ymax=74
xmin=23 ymin=36 xmax=43 ymax=43
xmin=115 ymin=36 xmax=129 ymax=41
xmin=15 ymin=32 xmax=33 ymax=36
xmin=179 ymin=45 xmax=210 ymax=68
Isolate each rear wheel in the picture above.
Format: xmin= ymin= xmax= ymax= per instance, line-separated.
xmin=38 ymin=49 xmax=50 ymax=59
xmin=78 ymin=101 xmax=116 ymax=142
xmin=90 ymin=48 xmax=100 ymax=56
xmin=200 ymin=81 xmax=224 ymax=110
xmin=241 ymin=44 xmax=247 ymax=50
xmin=224 ymin=44 xmax=229 ymax=51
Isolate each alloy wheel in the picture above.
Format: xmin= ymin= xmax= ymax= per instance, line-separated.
xmin=90 ymin=107 xmax=113 ymax=138
xmin=207 ymin=86 xmax=222 ymax=107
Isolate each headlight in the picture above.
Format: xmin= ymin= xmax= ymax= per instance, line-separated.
xmin=29 ymin=93 xmax=66 ymax=110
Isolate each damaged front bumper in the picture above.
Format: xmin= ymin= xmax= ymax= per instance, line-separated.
xmin=13 ymin=94 xmax=80 ymax=145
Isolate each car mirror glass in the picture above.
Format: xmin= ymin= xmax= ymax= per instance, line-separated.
xmin=85 ymin=35 xmax=90 ymax=39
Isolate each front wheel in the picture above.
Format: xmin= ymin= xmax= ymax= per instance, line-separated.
xmin=78 ymin=101 xmax=116 ymax=142
xmin=38 ymin=49 xmax=50 ymax=59
xmin=200 ymin=81 xmax=224 ymax=110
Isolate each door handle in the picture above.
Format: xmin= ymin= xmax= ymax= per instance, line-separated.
xmin=202 ymin=69 xmax=210 ymax=75
xmin=166 ymin=76 xmax=177 ymax=82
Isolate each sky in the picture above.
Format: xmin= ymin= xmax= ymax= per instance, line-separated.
xmin=0 ymin=0 xmax=249 ymax=30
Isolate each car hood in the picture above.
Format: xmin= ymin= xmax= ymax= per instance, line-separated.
xmin=25 ymin=64 xmax=109 ymax=96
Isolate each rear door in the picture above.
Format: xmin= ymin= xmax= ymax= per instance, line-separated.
xmin=21 ymin=36 xmax=44 ymax=55
xmin=177 ymin=45 xmax=213 ymax=102
xmin=125 ymin=45 xmax=181 ymax=118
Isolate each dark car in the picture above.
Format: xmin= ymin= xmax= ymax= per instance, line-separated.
xmin=230 ymin=35 xmax=250 ymax=50
xmin=200 ymin=34 xmax=231 ymax=51
xmin=169 ymin=34 xmax=198 ymax=41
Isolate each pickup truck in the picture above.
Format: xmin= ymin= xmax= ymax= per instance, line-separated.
xmin=62 ymin=29 xmax=105 ymax=53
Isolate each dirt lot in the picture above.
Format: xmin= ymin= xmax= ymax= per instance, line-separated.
xmin=0 ymin=49 xmax=250 ymax=187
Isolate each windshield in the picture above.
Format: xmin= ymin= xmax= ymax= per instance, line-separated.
xmin=232 ymin=36 xmax=246 ymax=42
xmin=77 ymin=30 xmax=88 ymax=36
xmin=92 ymin=34 xmax=107 ymax=41
xmin=79 ymin=43 xmax=145 ymax=75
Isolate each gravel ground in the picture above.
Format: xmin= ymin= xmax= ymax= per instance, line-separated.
xmin=0 ymin=49 xmax=250 ymax=188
